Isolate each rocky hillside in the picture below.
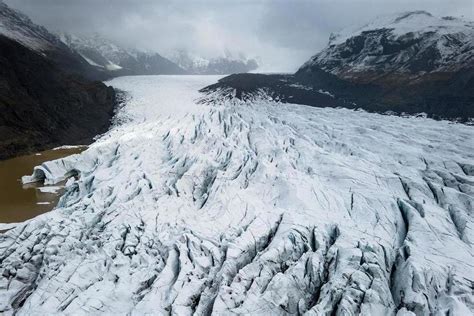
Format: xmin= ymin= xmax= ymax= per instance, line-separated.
xmin=0 ymin=2 xmax=115 ymax=159
xmin=60 ymin=33 xmax=186 ymax=76
xmin=205 ymin=11 xmax=474 ymax=120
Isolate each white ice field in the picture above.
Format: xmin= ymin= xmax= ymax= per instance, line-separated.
xmin=1 ymin=75 xmax=473 ymax=315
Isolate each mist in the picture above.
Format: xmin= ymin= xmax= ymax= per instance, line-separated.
xmin=5 ymin=0 xmax=473 ymax=72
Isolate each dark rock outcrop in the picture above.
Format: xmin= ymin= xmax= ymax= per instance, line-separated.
xmin=0 ymin=35 xmax=115 ymax=159
xmin=201 ymin=73 xmax=350 ymax=109
xmin=0 ymin=2 xmax=116 ymax=159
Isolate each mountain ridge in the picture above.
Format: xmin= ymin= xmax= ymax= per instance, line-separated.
xmin=204 ymin=11 xmax=474 ymax=121
xmin=60 ymin=33 xmax=187 ymax=76
xmin=300 ymin=10 xmax=474 ymax=80
xmin=168 ymin=49 xmax=259 ymax=75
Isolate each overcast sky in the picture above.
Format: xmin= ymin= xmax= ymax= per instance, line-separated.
xmin=5 ymin=0 xmax=474 ymax=71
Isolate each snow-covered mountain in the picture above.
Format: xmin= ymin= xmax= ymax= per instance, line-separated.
xmin=168 ymin=49 xmax=259 ymax=75
xmin=0 ymin=1 xmax=59 ymax=51
xmin=60 ymin=33 xmax=186 ymax=76
xmin=0 ymin=2 xmax=106 ymax=80
xmin=299 ymin=11 xmax=474 ymax=81
xmin=1 ymin=75 xmax=472 ymax=315
xmin=1 ymin=1 xmax=256 ymax=77
xmin=293 ymin=11 xmax=474 ymax=119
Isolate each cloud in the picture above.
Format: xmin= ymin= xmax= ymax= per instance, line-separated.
xmin=5 ymin=0 xmax=473 ymax=72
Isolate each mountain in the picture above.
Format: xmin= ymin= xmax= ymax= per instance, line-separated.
xmin=1 ymin=75 xmax=472 ymax=315
xmin=0 ymin=2 xmax=107 ymax=81
xmin=301 ymin=11 xmax=473 ymax=79
xmin=295 ymin=11 xmax=474 ymax=119
xmin=60 ymin=33 xmax=186 ymax=76
xmin=60 ymin=35 xmax=259 ymax=76
xmin=169 ymin=49 xmax=259 ymax=74
xmin=204 ymin=11 xmax=474 ymax=120
xmin=0 ymin=2 xmax=115 ymax=159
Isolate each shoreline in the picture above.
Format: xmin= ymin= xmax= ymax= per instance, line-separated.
xmin=0 ymin=146 xmax=87 ymax=225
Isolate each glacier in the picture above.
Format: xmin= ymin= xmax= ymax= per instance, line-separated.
xmin=0 ymin=75 xmax=473 ymax=315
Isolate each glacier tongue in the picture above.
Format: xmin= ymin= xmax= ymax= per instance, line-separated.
xmin=1 ymin=75 xmax=473 ymax=315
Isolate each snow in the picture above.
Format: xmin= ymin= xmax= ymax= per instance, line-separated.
xmin=0 ymin=2 xmax=57 ymax=52
xmin=79 ymin=52 xmax=122 ymax=71
xmin=301 ymin=11 xmax=474 ymax=75
xmin=105 ymin=61 xmax=123 ymax=71
xmin=330 ymin=11 xmax=474 ymax=46
xmin=1 ymin=75 xmax=473 ymax=315
xmin=60 ymin=33 xmax=130 ymax=67
xmin=288 ymin=83 xmax=313 ymax=90
xmin=318 ymin=89 xmax=335 ymax=98
xmin=0 ymin=22 xmax=43 ymax=51
xmin=79 ymin=52 xmax=104 ymax=68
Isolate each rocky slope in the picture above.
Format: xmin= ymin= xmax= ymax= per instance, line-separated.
xmin=0 ymin=75 xmax=472 ymax=315
xmin=60 ymin=33 xmax=186 ymax=76
xmin=169 ymin=49 xmax=259 ymax=75
xmin=205 ymin=11 xmax=474 ymax=120
xmin=0 ymin=2 xmax=108 ymax=81
xmin=0 ymin=2 xmax=115 ymax=159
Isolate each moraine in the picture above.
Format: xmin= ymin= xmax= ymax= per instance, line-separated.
xmin=0 ymin=75 xmax=473 ymax=315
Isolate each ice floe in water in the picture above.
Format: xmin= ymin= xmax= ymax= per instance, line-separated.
xmin=0 ymin=75 xmax=473 ymax=315
xmin=37 ymin=186 xmax=62 ymax=194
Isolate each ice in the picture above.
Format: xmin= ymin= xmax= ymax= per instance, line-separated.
xmin=0 ymin=223 xmax=20 ymax=231
xmin=52 ymin=145 xmax=85 ymax=151
xmin=37 ymin=186 xmax=62 ymax=194
xmin=0 ymin=75 xmax=473 ymax=315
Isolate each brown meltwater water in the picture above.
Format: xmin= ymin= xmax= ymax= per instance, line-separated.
xmin=0 ymin=146 xmax=86 ymax=225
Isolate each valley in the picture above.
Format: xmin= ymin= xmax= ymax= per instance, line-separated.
xmin=0 ymin=75 xmax=472 ymax=314
xmin=0 ymin=2 xmax=473 ymax=315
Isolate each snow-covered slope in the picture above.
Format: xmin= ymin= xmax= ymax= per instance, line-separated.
xmin=60 ymin=33 xmax=185 ymax=75
xmin=300 ymin=11 xmax=474 ymax=79
xmin=60 ymin=33 xmax=125 ymax=71
xmin=168 ymin=50 xmax=259 ymax=75
xmin=1 ymin=76 xmax=473 ymax=315
xmin=0 ymin=1 xmax=60 ymax=52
